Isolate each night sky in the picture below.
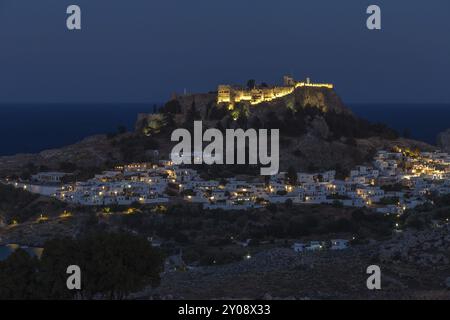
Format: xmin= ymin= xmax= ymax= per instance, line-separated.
xmin=0 ymin=0 xmax=449 ymax=104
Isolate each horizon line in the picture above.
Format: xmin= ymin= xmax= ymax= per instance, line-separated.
xmin=0 ymin=102 xmax=449 ymax=106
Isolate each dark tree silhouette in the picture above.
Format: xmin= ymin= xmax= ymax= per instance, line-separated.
xmin=0 ymin=249 xmax=40 ymax=299
xmin=0 ymin=232 xmax=164 ymax=300
xmin=285 ymin=166 xmax=298 ymax=185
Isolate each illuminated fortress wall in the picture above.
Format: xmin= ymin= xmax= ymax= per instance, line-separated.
xmin=217 ymin=75 xmax=333 ymax=108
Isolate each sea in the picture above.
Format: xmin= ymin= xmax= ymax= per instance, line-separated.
xmin=351 ymin=104 xmax=450 ymax=145
xmin=0 ymin=103 xmax=157 ymax=156
xmin=0 ymin=103 xmax=448 ymax=156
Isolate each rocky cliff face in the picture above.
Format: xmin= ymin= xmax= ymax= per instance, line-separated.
xmin=170 ymin=86 xmax=352 ymax=119
xmin=437 ymin=129 xmax=450 ymax=152
xmin=292 ymin=86 xmax=350 ymax=114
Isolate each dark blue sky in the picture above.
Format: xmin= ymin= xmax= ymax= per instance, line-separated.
xmin=0 ymin=0 xmax=449 ymax=104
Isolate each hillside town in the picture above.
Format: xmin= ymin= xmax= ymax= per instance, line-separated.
xmin=3 ymin=148 xmax=450 ymax=217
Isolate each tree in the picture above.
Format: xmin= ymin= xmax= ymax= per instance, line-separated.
xmin=263 ymin=175 xmax=271 ymax=187
xmin=38 ymin=238 xmax=82 ymax=300
xmin=265 ymin=111 xmax=282 ymax=129
xmin=186 ymin=99 xmax=200 ymax=123
xmin=163 ymin=112 xmax=175 ymax=128
xmin=79 ymin=232 xmax=164 ymax=299
xmin=0 ymin=232 xmax=165 ymax=300
xmin=208 ymin=105 xmax=228 ymax=120
xmin=285 ymin=166 xmax=298 ymax=185
xmin=0 ymin=249 xmax=40 ymax=299
xmin=332 ymin=200 xmax=344 ymax=208
xmin=162 ymin=100 xmax=181 ymax=114
xmin=246 ymin=79 xmax=256 ymax=89
xmin=216 ymin=121 xmax=225 ymax=133
xmin=249 ymin=116 xmax=262 ymax=130
xmin=285 ymin=199 xmax=293 ymax=209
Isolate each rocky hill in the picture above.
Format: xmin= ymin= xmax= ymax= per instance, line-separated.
xmin=137 ymin=85 xmax=434 ymax=173
xmin=0 ymin=135 xmax=119 ymax=176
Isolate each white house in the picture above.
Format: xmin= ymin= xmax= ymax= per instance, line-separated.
xmin=292 ymin=243 xmax=307 ymax=253
xmin=306 ymin=241 xmax=323 ymax=251
xmin=31 ymin=172 xmax=70 ymax=183
xmin=330 ymin=239 xmax=349 ymax=250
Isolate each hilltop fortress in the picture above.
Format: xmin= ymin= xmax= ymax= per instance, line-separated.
xmin=139 ymin=74 xmax=346 ymax=131
xmin=217 ymin=75 xmax=334 ymax=109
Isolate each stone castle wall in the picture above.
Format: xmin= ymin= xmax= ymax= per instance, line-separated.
xmin=218 ymin=76 xmax=333 ymax=108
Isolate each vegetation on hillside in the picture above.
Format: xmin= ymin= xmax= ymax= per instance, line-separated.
xmin=156 ymin=89 xmax=398 ymax=143
xmin=400 ymin=194 xmax=450 ymax=230
xmin=0 ymin=184 xmax=67 ymax=224
xmin=109 ymin=203 xmax=398 ymax=266
xmin=0 ymin=232 xmax=164 ymax=300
